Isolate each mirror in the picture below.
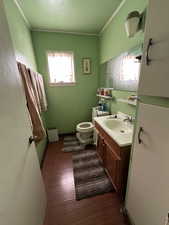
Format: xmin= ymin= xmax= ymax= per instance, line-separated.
xmin=100 ymin=46 xmax=142 ymax=92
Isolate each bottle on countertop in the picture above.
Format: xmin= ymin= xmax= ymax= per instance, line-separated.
xmin=108 ymin=89 xmax=112 ymax=97
xmin=101 ymin=88 xmax=104 ymax=95
xmin=104 ymin=88 xmax=109 ymax=96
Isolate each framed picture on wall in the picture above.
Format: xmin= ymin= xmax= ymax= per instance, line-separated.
xmin=82 ymin=58 xmax=91 ymax=74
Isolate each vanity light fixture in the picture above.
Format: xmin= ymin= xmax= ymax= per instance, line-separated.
xmin=125 ymin=11 xmax=140 ymax=38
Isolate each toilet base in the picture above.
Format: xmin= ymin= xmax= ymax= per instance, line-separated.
xmin=76 ymin=132 xmax=93 ymax=146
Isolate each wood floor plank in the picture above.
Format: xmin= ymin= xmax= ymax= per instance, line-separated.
xmin=42 ymin=138 xmax=128 ymax=225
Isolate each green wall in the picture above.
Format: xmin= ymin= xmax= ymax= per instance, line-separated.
xmin=3 ymin=0 xmax=37 ymax=69
xmin=3 ymin=0 xmax=47 ymax=163
xmin=99 ymin=0 xmax=169 ymax=115
xmin=31 ymin=31 xmax=99 ymax=134
xmin=99 ymin=0 xmax=148 ymax=117
xmin=100 ymin=0 xmax=148 ymax=64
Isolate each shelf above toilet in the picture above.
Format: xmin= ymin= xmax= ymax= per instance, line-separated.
xmin=97 ymin=94 xmax=113 ymax=100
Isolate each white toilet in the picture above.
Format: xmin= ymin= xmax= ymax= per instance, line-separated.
xmin=76 ymin=122 xmax=94 ymax=145
xmin=76 ymin=107 xmax=109 ymax=146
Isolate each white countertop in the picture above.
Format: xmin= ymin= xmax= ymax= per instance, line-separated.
xmin=94 ymin=112 xmax=134 ymax=147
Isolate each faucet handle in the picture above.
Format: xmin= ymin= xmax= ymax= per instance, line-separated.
xmin=129 ymin=116 xmax=133 ymax=122
xmin=123 ymin=115 xmax=135 ymax=123
xmin=132 ymin=116 xmax=136 ymax=121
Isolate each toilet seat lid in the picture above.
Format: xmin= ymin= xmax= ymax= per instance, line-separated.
xmin=78 ymin=122 xmax=93 ymax=129
xmin=76 ymin=122 xmax=94 ymax=132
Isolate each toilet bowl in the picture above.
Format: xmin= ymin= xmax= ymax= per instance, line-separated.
xmin=76 ymin=122 xmax=94 ymax=133
xmin=76 ymin=122 xmax=94 ymax=145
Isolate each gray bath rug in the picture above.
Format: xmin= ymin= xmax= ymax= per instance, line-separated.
xmin=64 ymin=136 xmax=77 ymax=141
xmin=72 ymin=149 xmax=113 ymax=200
xmin=62 ymin=135 xmax=84 ymax=152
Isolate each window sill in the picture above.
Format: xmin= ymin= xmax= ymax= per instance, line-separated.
xmin=49 ymin=82 xmax=76 ymax=87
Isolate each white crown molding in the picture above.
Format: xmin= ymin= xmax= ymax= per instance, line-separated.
xmin=13 ymin=0 xmax=31 ymax=28
xmin=31 ymin=28 xmax=99 ymax=36
xmin=99 ymin=0 xmax=126 ymax=35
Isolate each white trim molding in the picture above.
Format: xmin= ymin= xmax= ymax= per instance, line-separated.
xmin=31 ymin=28 xmax=98 ymax=36
xmin=14 ymin=0 xmax=31 ymax=28
xmin=99 ymin=0 xmax=126 ymax=34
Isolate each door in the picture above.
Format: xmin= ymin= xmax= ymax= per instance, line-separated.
xmin=105 ymin=145 xmax=121 ymax=192
xmin=126 ymin=103 xmax=169 ymax=225
xmin=97 ymin=134 xmax=106 ymax=165
xmin=138 ymin=0 xmax=169 ymax=97
xmin=0 ymin=2 xmax=46 ymax=225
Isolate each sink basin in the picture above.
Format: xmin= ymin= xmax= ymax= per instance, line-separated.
xmin=94 ymin=113 xmax=134 ymax=147
xmin=105 ymin=119 xmax=123 ymax=129
xmin=104 ymin=119 xmax=133 ymax=134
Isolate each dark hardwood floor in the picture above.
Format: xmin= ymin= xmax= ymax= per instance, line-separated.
xmin=42 ymin=138 xmax=129 ymax=225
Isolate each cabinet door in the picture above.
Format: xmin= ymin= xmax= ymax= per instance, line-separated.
xmin=106 ymin=145 xmax=121 ymax=192
xmin=138 ymin=0 xmax=169 ymax=97
xmin=97 ymin=135 xmax=106 ymax=165
xmin=126 ymin=103 xmax=169 ymax=225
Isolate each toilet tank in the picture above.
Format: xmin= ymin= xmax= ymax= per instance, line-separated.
xmin=92 ymin=107 xmax=109 ymax=123
xmin=92 ymin=107 xmax=109 ymax=145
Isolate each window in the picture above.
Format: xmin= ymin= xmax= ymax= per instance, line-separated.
xmin=47 ymin=52 xmax=75 ymax=85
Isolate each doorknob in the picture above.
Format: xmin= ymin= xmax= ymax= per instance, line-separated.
xmin=146 ymin=38 xmax=153 ymax=65
xmin=138 ymin=127 xmax=144 ymax=144
xmin=29 ymin=136 xmax=37 ymax=144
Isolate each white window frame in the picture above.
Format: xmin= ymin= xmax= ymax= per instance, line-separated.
xmin=47 ymin=51 xmax=76 ymax=86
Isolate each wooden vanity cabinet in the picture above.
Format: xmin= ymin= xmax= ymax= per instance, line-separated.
xmin=97 ymin=134 xmax=106 ymax=166
xmin=95 ymin=122 xmax=131 ymax=200
xmin=105 ymin=143 xmax=121 ymax=192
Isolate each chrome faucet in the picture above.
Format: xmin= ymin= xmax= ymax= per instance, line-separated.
xmin=123 ymin=116 xmax=134 ymax=123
